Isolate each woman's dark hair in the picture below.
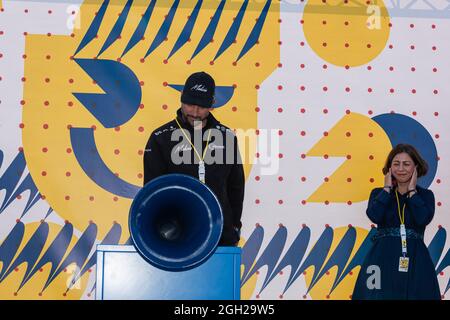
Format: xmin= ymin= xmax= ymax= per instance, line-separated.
xmin=382 ymin=144 xmax=428 ymax=177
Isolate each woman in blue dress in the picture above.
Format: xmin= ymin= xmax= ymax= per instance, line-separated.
xmin=352 ymin=144 xmax=441 ymax=300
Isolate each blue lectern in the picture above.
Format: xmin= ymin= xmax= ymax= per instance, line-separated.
xmin=95 ymin=244 xmax=241 ymax=300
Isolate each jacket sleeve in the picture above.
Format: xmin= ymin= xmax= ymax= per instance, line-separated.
xmin=143 ymin=133 xmax=168 ymax=186
xmin=366 ymin=188 xmax=390 ymax=224
xmin=406 ymin=189 xmax=435 ymax=227
xmin=227 ymin=135 xmax=245 ymax=232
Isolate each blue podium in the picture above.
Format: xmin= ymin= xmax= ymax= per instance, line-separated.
xmin=95 ymin=245 xmax=241 ymax=300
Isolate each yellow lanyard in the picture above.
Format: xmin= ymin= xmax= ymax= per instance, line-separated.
xmin=175 ymin=118 xmax=212 ymax=163
xmin=395 ymin=190 xmax=406 ymax=225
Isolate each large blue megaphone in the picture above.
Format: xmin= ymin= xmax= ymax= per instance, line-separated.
xmin=129 ymin=174 xmax=223 ymax=271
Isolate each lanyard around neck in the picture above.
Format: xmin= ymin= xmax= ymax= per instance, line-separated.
xmin=175 ymin=118 xmax=212 ymax=162
xmin=395 ymin=189 xmax=406 ymax=225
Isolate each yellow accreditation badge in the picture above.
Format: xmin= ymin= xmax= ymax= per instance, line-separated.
xmin=399 ymin=256 xmax=410 ymax=273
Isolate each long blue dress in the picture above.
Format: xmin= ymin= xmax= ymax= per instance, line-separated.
xmin=352 ymin=186 xmax=441 ymax=300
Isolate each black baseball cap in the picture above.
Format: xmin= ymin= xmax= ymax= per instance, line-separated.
xmin=181 ymin=72 xmax=215 ymax=108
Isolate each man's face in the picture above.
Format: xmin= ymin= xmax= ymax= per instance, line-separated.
xmin=181 ymin=103 xmax=213 ymax=127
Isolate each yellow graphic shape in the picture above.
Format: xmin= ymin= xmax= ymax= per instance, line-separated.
xmin=0 ymin=222 xmax=90 ymax=300
xmin=305 ymin=226 xmax=369 ymax=300
xmin=303 ymin=0 xmax=390 ymax=67
xmin=22 ymin=0 xmax=280 ymax=239
xmin=238 ymin=237 xmax=258 ymax=300
xmin=307 ymin=113 xmax=391 ymax=203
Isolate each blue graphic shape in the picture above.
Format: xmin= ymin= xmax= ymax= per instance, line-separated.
xmin=298 ymin=226 xmax=334 ymax=294
xmin=168 ymin=0 xmax=203 ymax=60
xmin=372 ymin=113 xmax=438 ymax=188
xmin=333 ymin=227 xmax=378 ymax=292
xmin=168 ymin=84 xmax=234 ymax=108
xmin=436 ymin=247 xmax=450 ymax=294
xmin=70 ymin=128 xmax=140 ymax=198
xmin=267 ymin=226 xmax=311 ymax=294
xmin=122 ymin=0 xmax=156 ymax=57
xmin=70 ymin=223 xmax=122 ymax=290
xmin=74 ymin=0 xmax=110 ymax=55
xmin=429 ymin=227 xmax=446 ymax=267
xmin=24 ymin=223 xmax=73 ymax=290
xmin=6 ymin=222 xmax=49 ymax=291
xmin=241 ymin=225 xmax=264 ymax=284
xmin=98 ymin=0 xmax=133 ymax=57
xmin=11 ymin=174 xmax=41 ymax=218
xmin=214 ymin=0 xmax=248 ymax=61
xmin=73 ymin=58 xmax=142 ymax=128
xmin=237 ymin=0 xmax=271 ymax=61
xmin=242 ymin=226 xmax=287 ymax=291
xmin=191 ymin=0 xmax=225 ymax=60
xmin=43 ymin=223 xmax=97 ymax=292
xmin=0 ymin=152 xmax=27 ymax=213
xmin=145 ymin=0 xmax=180 ymax=58
xmin=0 ymin=222 xmax=25 ymax=281
xmin=311 ymin=226 xmax=356 ymax=292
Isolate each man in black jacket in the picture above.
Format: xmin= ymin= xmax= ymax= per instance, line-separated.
xmin=143 ymin=72 xmax=245 ymax=246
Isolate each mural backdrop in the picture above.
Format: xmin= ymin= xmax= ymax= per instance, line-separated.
xmin=0 ymin=0 xmax=449 ymax=300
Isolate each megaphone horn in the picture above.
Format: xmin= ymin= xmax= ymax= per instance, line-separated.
xmin=129 ymin=174 xmax=223 ymax=271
